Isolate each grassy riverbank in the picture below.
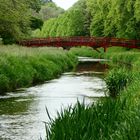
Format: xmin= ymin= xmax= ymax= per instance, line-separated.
xmin=69 ymin=47 xmax=101 ymax=57
xmin=0 ymin=45 xmax=100 ymax=94
xmin=46 ymin=47 xmax=140 ymax=140
xmin=0 ymin=45 xmax=77 ymax=94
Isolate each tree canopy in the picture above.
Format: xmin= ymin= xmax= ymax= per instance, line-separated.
xmin=32 ymin=0 xmax=90 ymax=38
xmin=0 ymin=0 xmax=44 ymax=43
xmin=86 ymin=0 xmax=140 ymax=39
xmin=38 ymin=2 xmax=64 ymax=21
xmin=33 ymin=0 xmax=140 ymax=40
xmin=1 ymin=0 xmax=140 ymax=44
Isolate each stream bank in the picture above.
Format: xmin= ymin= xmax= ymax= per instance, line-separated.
xmin=0 ymin=57 xmax=107 ymax=140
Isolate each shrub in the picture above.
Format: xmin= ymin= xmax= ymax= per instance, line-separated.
xmin=105 ymin=68 xmax=133 ymax=97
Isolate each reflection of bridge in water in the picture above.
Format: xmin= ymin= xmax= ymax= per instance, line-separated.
xmin=19 ymin=36 xmax=140 ymax=52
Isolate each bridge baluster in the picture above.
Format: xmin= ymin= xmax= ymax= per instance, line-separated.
xmin=19 ymin=36 xmax=140 ymax=50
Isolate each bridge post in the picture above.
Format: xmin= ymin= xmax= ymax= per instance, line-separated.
xmin=93 ymin=48 xmax=101 ymax=53
xmin=104 ymin=46 xmax=107 ymax=52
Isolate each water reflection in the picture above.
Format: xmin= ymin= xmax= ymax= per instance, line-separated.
xmin=0 ymin=58 xmax=107 ymax=140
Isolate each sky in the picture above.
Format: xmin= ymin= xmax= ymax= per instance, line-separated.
xmin=53 ymin=0 xmax=78 ymax=10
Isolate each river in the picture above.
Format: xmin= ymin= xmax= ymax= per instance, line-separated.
xmin=0 ymin=57 xmax=107 ymax=140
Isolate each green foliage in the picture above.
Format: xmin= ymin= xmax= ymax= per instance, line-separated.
xmin=87 ymin=0 xmax=111 ymax=36
xmin=0 ymin=74 xmax=9 ymax=94
xmin=27 ymin=0 xmax=42 ymax=12
xmin=134 ymin=0 xmax=140 ymax=22
xmin=39 ymin=18 xmax=58 ymax=37
xmin=86 ymin=0 xmax=140 ymax=39
xmin=0 ymin=0 xmax=32 ymax=44
xmin=105 ymin=68 xmax=133 ymax=97
xmin=45 ymin=51 xmax=140 ymax=140
xmin=33 ymin=0 xmax=140 ymax=40
xmin=32 ymin=29 xmax=41 ymax=37
xmin=33 ymin=0 xmax=90 ymax=38
xmin=0 ymin=0 xmax=44 ymax=44
xmin=46 ymin=74 xmax=140 ymax=140
xmin=69 ymin=47 xmax=100 ymax=57
xmin=38 ymin=2 xmax=64 ymax=21
xmin=0 ymin=45 xmax=77 ymax=94
xmin=66 ymin=9 xmax=86 ymax=36
xmin=103 ymin=48 xmax=140 ymax=67
xmin=30 ymin=17 xmax=43 ymax=30
xmin=1 ymin=0 xmax=139 ymax=44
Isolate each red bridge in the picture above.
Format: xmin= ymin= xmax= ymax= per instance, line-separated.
xmin=19 ymin=37 xmax=140 ymax=52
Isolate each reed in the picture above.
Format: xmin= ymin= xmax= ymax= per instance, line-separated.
xmin=46 ymin=69 xmax=140 ymax=140
xmin=0 ymin=45 xmax=77 ymax=94
xmin=105 ymin=68 xmax=134 ymax=97
xmin=69 ymin=46 xmax=101 ymax=57
xmin=45 ymin=47 xmax=140 ymax=140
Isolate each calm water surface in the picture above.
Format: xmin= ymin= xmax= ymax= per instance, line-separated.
xmin=0 ymin=57 xmax=107 ymax=140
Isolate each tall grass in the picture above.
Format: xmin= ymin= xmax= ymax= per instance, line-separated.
xmin=103 ymin=47 xmax=140 ymax=66
xmin=0 ymin=45 xmax=104 ymax=94
xmin=46 ymin=68 xmax=140 ymax=140
xmin=45 ymin=47 xmax=140 ymax=140
xmin=69 ymin=46 xmax=102 ymax=57
xmin=0 ymin=45 xmax=77 ymax=94
xmin=105 ymin=68 xmax=134 ymax=97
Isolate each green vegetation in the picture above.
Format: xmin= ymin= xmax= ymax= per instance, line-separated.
xmin=1 ymin=0 xmax=140 ymax=43
xmin=2 ymin=0 xmax=140 ymax=44
xmin=87 ymin=0 xmax=140 ymax=39
xmin=1 ymin=0 xmax=140 ymax=138
xmin=32 ymin=0 xmax=90 ymax=37
xmin=0 ymin=0 xmax=64 ymax=44
xmin=33 ymin=0 xmax=140 ymax=41
xmin=69 ymin=47 xmax=101 ymax=57
xmin=0 ymin=45 xmax=77 ymax=94
xmin=0 ymin=0 xmax=44 ymax=44
xmin=46 ymin=74 xmax=140 ymax=140
xmin=105 ymin=68 xmax=134 ymax=97
xmin=0 ymin=45 xmax=103 ymax=94
xmin=45 ymin=49 xmax=140 ymax=140
xmin=38 ymin=1 xmax=64 ymax=21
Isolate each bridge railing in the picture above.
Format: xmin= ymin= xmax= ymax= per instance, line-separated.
xmin=18 ymin=36 xmax=140 ymax=49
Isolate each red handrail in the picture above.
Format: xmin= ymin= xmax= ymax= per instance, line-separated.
xmin=19 ymin=36 xmax=140 ymax=50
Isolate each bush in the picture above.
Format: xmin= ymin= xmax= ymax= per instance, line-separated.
xmin=105 ymin=68 xmax=133 ymax=97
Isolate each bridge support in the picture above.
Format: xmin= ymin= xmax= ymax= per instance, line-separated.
xmin=104 ymin=46 xmax=107 ymax=52
xmin=93 ymin=48 xmax=101 ymax=53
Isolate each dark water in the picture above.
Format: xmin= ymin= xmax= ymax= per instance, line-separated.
xmin=0 ymin=57 xmax=107 ymax=140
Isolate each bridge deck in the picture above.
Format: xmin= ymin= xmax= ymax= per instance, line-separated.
xmin=19 ymin=37 xmax=140 ymax=50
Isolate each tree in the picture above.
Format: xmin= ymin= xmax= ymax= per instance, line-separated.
xmin=41 ymin=0 xmax=52 ymax=4
xmin=0 ymin=0 xmax=44 ymax=44
xmin=0 ymin=0 xmax=31 ymax=43
xmin=86 ymin=0 xmax=111 ymax=37
xmin=34 ymin=0 xmax=140 ymax=39
xmin=66 ymin=9 xmax=86 ymax=36
xmin=30 ymin=17 xmax=43 ymax=30
xmin=72 ymin=0 xmax=91 ymax=36
xmin=26 ymin=0 xmax=42 ymax=12
xmin=39 ymin=2 xmax=64 ymax=21
xmin=86 ymin=0 xmax=140 ymax=39
xmin=106 ymin=0 xmax=140 ymax=39
xmin=37 ymin=0 xmax=90 ymax=37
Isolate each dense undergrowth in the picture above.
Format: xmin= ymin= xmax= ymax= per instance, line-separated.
xmin=45 ymin=47 xmax=140 ymax=140
xmin=0 ymin=45 xmax=77 ymax=94
xmin=0 ymin=45 xmax=100 ymax=94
